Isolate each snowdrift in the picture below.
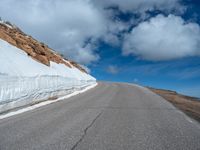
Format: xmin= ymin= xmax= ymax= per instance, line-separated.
xmin=0 ymin=39 xmax=96 ymax=113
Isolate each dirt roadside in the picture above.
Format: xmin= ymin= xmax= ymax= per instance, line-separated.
xmin=149 ymin=87 xmax=200 ymax=123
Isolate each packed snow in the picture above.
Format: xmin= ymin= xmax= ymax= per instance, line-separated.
xmin=0 ymin=83 xmax=97 ymax=119
xmin=0 ymin=39 xmax=96 ymax=113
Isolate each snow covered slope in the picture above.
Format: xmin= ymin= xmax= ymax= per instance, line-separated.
xmin=0 ymin=39 xmax=95 ymax=80
xmin=0 ymin=28 xmax=96 ymax=113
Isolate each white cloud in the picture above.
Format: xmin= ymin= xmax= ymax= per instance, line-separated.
xmin=103 ymin=20 xmax=129 ymax=46
xmin=0 ymin=0 xmax=106 ymax=65
xmin=63 ymin=43 xmax=99 ymax=65
xmin=0 ymin=0 xmax=195 ymax=64
xmin=106 ymin=65 xmax=119 ymax=74
xmin=123 ymin=14 xmax=200 ymax=61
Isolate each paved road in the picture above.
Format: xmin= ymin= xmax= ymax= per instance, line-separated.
xmin=0 ymin=82 xmax=200 ymax=150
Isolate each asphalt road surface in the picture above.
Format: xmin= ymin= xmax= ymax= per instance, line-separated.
xmin=0 ymin=82 xmax=200 ymax=150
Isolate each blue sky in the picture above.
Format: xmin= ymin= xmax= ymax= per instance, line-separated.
xmin=91 ymin=0 xmax=200 ymax=97
xmin=0 ymin=0 xmax=200 ymax=97
xmin=91 ymin=43 xmax=200 ymax=97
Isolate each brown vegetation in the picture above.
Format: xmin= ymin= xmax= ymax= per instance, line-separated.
xmin=149 ymin=87 xmax=200 ymax=122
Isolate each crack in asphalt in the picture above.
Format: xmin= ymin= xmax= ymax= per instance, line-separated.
xmin=70 ymin=111 xmax=103 ymax=150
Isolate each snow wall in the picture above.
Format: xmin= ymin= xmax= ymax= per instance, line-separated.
xmin=0 ymin=39 xmax=96 ymax=113
xmin=0 ymin=76 xmax=96 ymax=113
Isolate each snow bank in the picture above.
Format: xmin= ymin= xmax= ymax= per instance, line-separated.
xmin=0 ymin=39 xmax=96 ymax=113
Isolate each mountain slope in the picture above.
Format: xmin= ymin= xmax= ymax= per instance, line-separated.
xmin=0 ymin=20 xmax=86 ymax=72
xmin=0 ymin=21 xmax=96 ymax=113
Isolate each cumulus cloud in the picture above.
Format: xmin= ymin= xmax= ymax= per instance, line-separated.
xmin=103 ymin=20 xmax=129 ymax=46
xmin=0 ymin=0 xmax=195 ymax=65
xmin=123 ymin=14 xmax=200 ymax=61
xmin=0 ymin=0 xmax=106 ymax=65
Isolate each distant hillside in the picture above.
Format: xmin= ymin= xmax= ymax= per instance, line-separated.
xmin=149 ymin=87 xmax=200 ymax=122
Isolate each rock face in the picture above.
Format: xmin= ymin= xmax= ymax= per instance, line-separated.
xmin=0 ymin=21 xmax=87 ymax=73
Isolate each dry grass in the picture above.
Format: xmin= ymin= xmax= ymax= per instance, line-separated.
xmin=148 ymin=87 xmax=200 ymax=122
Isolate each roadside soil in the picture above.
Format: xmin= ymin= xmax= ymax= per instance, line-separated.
xmin=149 ymin=87 xmax=200 ymax=123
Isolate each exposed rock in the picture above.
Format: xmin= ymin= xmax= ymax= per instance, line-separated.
xmin=0 ymin=22 xmax=87 ymax=73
